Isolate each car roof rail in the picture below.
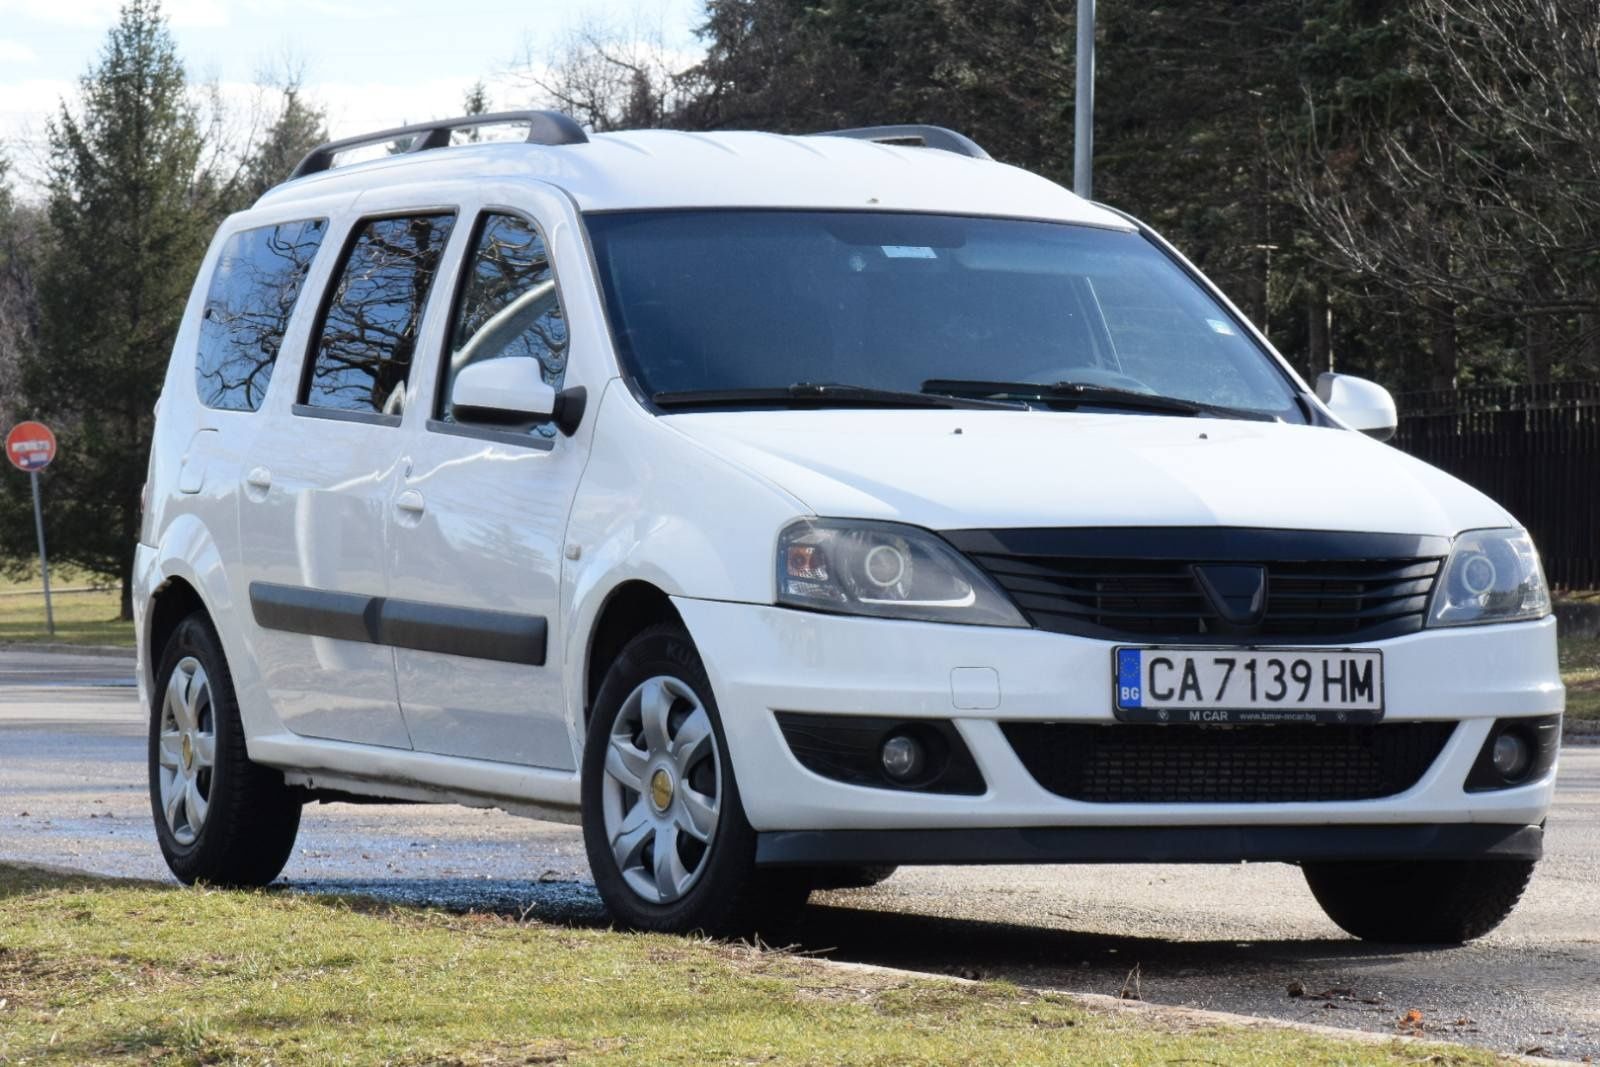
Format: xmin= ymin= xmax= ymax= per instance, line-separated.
xmin=287 ymin=110 xmax=590 ymax=180
xmin=817 ymin=124 xmax=991 ymax=160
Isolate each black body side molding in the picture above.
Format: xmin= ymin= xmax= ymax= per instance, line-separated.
xmin=248 ymin=582 xmax=546 ymax=666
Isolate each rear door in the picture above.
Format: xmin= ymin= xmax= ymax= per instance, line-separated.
xmin=236 ymin=209 xmax=458 ymax=748
xmin=180 ymin=216 xmax=331 ymax=637
xmin=385 ymin=187 xmax=589 ymax=768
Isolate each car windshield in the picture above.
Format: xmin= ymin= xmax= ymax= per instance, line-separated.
xmin=585 ymin=210 xmax=1305 ymax=422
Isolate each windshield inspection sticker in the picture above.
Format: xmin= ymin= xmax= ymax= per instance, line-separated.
xmin=882 ymin=245 xmax=938 ymax=259
xmin=1206 ymin=318 xmax=1236 ymax=335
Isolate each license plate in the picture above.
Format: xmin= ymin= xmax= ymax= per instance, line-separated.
xmin=1113 ymin=647 xmax=1383 ymax=724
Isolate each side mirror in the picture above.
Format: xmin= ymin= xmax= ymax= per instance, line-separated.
xmin=1315 ymin=372 xmax=1397 ymax=442
xmin=449 ymin=360 xmax=587 ymax=436
xmin=451 ymin=358 xmax=556 ymax=421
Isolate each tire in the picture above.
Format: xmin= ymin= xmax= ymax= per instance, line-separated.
xmin=810 ymin=865 xmax=899 ymax=891
xmin=1302 ymin=858 xmax=1536 ymax=944
xmin=581 ymin=622 xmax=810 ymax=936
xmin=148 ymin=612 xmax=302 ymax=886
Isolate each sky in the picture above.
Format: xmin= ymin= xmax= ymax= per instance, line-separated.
xmin=0 ymin=0 xmax=704 ymax=197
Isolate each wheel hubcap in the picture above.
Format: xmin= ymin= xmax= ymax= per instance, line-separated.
xmin=156 ymin=656 xmax=216 ymax=846
xmin=600 ymin=675 xmax=723 ymax=905
xmin=649 ymin=768 xmax=674 ymax=811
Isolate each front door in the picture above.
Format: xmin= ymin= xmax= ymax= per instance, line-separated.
xmin=385 ymin=205 xmax=584 ymax=769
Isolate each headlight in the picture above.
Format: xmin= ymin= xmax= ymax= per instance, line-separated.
xmin=1428 ymin=528 xmax=1551 ymax=627
xmin=776 ymin=519 xmax=1026 ymax=627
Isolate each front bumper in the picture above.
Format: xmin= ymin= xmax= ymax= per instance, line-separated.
xmin=756 ymin=823 xmax=1544 ymax=866
xmin=674 ymin=598 xmax=1563 ymax=834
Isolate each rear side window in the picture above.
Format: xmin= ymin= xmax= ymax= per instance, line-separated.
xmin=438 ymin=212 xmax=568 ymax=437
xmin=302 ymin=213 xmax=455 ymax=418
xmin=195 ymin=219 xmax=327 ymax=412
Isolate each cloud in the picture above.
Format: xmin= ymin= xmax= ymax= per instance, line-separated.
xmin=0 ymin=0 xmax=227 ymax=29
xmin=315 ymin=74 xmax=536 ymax=139
xmin=0 ymin=39 xmax=36 ymax=62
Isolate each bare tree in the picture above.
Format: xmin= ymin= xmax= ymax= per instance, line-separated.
xmin=1290 ymin=0 xmax=1600 ymax=385
xmin=509 ymin=17 xmax=699 ymax=132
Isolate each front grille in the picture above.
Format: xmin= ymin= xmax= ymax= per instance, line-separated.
xmin=1002 ymin=721 xmax=1457 ymax=804
xmin=946 ymin=527 xmax=1448 ymax=643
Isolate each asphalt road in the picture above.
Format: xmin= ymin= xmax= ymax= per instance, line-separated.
xmin=2 ymin=647 xmax=1596 ymax=1061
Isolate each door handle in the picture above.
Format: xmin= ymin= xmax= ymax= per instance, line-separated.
xmin=395 ymin=489 xmax=426 ymax=516
xmin=244 ymin=467 xmax=272 ymax=492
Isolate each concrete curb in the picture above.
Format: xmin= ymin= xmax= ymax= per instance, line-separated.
xmin=820 ymin=957 xmax=1572 ymax=1064
xmin=0 ymin=642 xmax=135 ymax=660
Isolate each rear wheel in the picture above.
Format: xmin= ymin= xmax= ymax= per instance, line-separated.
xmin=1303 ymin=858 xmax=1536 ymax=943
xmin=581 ymin=623 xmax=809 ymax=936
xmin=148 ymin=613 xmax=302 ymax=886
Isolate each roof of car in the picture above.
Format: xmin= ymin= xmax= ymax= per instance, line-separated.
xmin=252 ymin=129 xmax=1132 ymax=229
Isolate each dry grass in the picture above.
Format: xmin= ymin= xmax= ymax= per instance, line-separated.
xmin=0 ymin=863 xmax=1509 ymax=1066
xmin=0 ymin=568 xmax=131 ymax=647
xmin=1560 ymin=634 xmax=1600 ymax=726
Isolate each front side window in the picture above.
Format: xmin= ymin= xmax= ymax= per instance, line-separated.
xmin=586 ymin=210 xmax=1305 ymax=422
xmin=438 ymin=212 xmax=568 ymax=437
xmin=303 ymin=213 xmax=455 ymax=418
xmin=196 ymin=219 xmax=327 ymax=411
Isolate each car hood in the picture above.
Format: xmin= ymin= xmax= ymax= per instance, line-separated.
xmin=661 ymin=409 xmax=1514 ymax=537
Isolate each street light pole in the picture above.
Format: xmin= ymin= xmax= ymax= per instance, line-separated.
xmin=1074 ymin=0 xmax=1095 ymax=199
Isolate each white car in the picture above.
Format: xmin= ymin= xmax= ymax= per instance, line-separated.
xmin=135 ymin=112 xmax=1563 ymax=942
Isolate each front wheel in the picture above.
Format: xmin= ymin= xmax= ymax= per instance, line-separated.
xmin=580 ymin=623 xmax=809 ymax=936
xmin=1302 ymin=858 xmax=1536 ymax=943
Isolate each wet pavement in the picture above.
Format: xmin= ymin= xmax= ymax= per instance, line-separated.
xmin=2 ymin=647 xmax=1597 ymax=1061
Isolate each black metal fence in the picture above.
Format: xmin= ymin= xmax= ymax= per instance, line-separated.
xmin=1392 ymin=381 xmax=1600 ymax=590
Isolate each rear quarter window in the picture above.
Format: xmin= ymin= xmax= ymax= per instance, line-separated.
xmin=195 ymin=219 xmax=328 ymax=412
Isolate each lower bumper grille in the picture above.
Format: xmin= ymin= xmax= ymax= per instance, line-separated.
xmin=1001 ymin=721 xmax=1457 ymax=804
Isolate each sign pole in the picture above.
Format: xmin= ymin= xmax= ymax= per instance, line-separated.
xmin=29 ymin=468 xmax=54 ymax=636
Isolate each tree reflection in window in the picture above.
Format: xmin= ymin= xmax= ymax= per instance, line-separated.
xmin=441 ymin=213 xmax=568 ymax=437
xmin=306 ymin=214 xmax=455 ymax=416
xmin=196 ymin=219 xmax=327 ymax=412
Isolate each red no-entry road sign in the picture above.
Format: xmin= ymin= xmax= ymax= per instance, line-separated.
xmin=5 ymin=421 xmax=56 ymax=472
xmin=6 ymin=420 xmax=58 ymax=635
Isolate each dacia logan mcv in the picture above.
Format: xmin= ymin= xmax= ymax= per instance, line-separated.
xmin=136 ymin=113 xmax=1563 ymax=941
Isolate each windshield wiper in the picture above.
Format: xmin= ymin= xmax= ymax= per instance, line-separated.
xmin=921 ymin=379 xmax=1278 ymax=422
xmin=652 ymin=382 xmax=1025 ymax=411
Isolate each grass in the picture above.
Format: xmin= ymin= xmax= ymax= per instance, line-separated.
xmin=0 ymin=568 xmax=132 ymax=648
xmin=1560 ymin=634 xmax=1600 ymax=727
xmin=0 ymin=864 xmax=1505 ymax=1067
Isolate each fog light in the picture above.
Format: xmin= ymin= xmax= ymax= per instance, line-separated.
xmin=881 ymin=734 xmax=925 ymax=782
xmin=1491 ymin=731 xmax=1532 ymax=781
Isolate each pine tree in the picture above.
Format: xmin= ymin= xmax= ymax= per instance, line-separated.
xmin=0 ymin=153 xmax=29 ymax=431
xmin=241 ymin=82 xmax=328 ymax=200
xmin=461 ymin=81 xmax=490 ymax=142
xmin=5 ymin=0 xmax=213 ymax=617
